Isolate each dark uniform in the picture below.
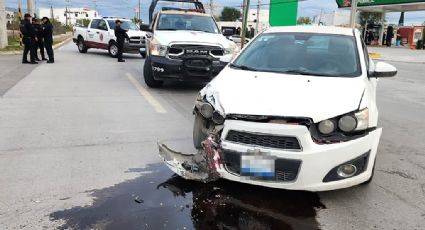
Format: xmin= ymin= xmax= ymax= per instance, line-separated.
xmin=114 ymin=20 xmax=129 ymax=62
xmin=42 ymin=17 xmax=54 ymax=63
xmin=33 ymin=20 xmax=46 ymax=61
xmin=21 ymin=14 xmax=37 ymax=64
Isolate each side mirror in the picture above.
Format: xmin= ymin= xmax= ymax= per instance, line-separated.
xmin=140 ymin=24 xmax=152 ymax=32
xmin=371 ymin=62 xmax=397 ymax=78
xmin=222 ymin=29 xmax=233 ymax=37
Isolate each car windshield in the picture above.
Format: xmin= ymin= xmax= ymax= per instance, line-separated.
xmin=232 ymin=32 xmax=361 ymax=77
xmin=108 ymin=20 xmax=140 ymax=31
xmin=156 ymin=14 xmax=219 ymax=33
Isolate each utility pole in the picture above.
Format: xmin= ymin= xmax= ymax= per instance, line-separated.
xmin=350 ymin=0 xmax=358 ymax=28
xmin=255 ymin=0 xmax=260 ymax=34
xmin=240 ymin=0 xmax=250 ymax=49
xmin=138 ymin=0 xmax=141 ymax=22
xmin=0 ymin=0 xmax=8 ymax=48
xmin=209 ymin=0 xmax=214 ymax=16
xmin=27 ymin=0 xmax=34 ymax=16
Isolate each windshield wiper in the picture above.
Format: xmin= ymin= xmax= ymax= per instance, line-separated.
xmin=191 ymin=29 xmax=215 ymax=34
xmin=229 ymin=63 xmax=259 ymax=72
xmin=281 ymin=70 xmax=333 ymax=77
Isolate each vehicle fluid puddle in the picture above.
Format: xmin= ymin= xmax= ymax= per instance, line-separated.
xmin=50 ymin=163 xmax=325 ymax=230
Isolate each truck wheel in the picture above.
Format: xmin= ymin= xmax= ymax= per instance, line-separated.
xmin=193 ymin=112 xmax=208 ymax=149
xmin=77 ymin=37 xmax=88 ymax=53
xmin=143 ymin=57 xmax=164 ymax=88
xmin=108 ymin=42 xmax=119 ymax=58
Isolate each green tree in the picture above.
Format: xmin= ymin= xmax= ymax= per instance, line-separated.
xmin=220 ymin=7 xmax=241 ymax=21
xmin=422 ymin=20 xmax=425 ymax=26
xmin=76 ymin=19 xmax=91 ymax=27
xmin=358 ymin=11 xmax=383 ymax=26
xmin=297 ymin=17 xmax=311 ymax=25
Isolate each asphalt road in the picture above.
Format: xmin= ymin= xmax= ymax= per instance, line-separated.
xmin=0 ymin=43 xmax=424 ymax=230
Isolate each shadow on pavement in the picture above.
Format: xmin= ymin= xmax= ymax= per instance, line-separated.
xmin=50 ymin=163 xmax=325 ymax=230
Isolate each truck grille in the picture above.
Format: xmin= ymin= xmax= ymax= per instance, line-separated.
xmin=129 ymin=36 xmax=145 ymax=44
xmin=225 ymin=130 xmax=302 ymax=150
xmin=222 ymin=150 xmax=301 ymax=182
xmin=168 ymin=44 xmax=224 ymax=58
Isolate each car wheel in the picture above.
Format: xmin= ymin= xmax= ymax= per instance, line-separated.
xmin=143 ymin=56 xmax=164 ymax=88
xmin=77 ymin=37 xmax=88 ymax=53
xmin=193 ymin=112 xmax=208 ymax=149
xmin=108 ymin=42 xmax=119 ymax=58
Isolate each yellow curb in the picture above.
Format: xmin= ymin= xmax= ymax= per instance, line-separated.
xmin=369 ymin=53 xmax=381 ymax=58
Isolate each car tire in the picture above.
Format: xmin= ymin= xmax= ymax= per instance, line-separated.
xmin=193 ymin=112 xmax=208 ymax=149
xmin=108 ymin=41 xmax=119 ymax=58
xmin=143 ymin=56 xmax=164 ymax=88
xmin=77 ymin=37 xmax=88 ymax=53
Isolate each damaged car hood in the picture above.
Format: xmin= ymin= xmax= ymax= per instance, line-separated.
xmin=203 ymin=68 xmax=366 ymax=123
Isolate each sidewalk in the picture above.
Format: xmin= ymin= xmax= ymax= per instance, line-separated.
xmin=368 ymin=46 xmax=425 ymax=64
xmin=0 ymin=32 xmax=73 ymax=56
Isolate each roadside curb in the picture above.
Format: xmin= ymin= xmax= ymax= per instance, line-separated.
xmin=371 ymin=57 xmax=425 ymax=64
xmin=0 ymin=36 xmax=72 ymax=56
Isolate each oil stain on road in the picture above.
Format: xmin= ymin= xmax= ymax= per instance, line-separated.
xmin=50 ymin=164 xmax=325 ymax=230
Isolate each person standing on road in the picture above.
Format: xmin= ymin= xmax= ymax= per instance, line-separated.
xmin=114 ymin=20 xmax=129 ymax=62
xmin=21 ymin=13 xmax=37 ymax=64
xmin=42 ymin=17 xmax=54 ymax=63
xmin=33 ymin=19 xmax=47 ymax=61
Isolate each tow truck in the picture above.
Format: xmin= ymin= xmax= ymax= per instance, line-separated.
xmin=140 ymin=0 xmax=238 ymax=87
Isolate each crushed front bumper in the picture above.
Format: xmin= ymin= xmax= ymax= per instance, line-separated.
xmin=217 ymin=120 xmax=382 ymax=191
xmin=150 ymin=55 xmax=227 ymax=82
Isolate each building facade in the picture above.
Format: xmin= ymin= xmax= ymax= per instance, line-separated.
xmin=312 ymin=10 xmax=351 ymax=26
xmin=38 ymin=7 xmax=99 ymax=25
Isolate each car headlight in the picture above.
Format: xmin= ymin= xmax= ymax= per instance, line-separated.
xmin=318 ymin=108 xmax=369 ymax=135
xmin=199 ymin=102 xmax=214 ymax=119
xmin=318 ymin=120 xmax=336 ymax=135
xmin=150 ymin=38 xmax=167 ymax=56
xmin=354 ymin=108 xmax=369 ymax=131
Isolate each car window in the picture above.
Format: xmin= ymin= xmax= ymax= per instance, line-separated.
xmin=157 ymin=14 xmax=219 ymax=33
xmin=90 ymin=19 xmax=100 ymax=29
xmin=107 ymin=20 xmax=140 ymax=31
xmin=98 ymin=20 xmax=108 ymax=31
xmin=233 ymin=32 xmax=362 ymax=77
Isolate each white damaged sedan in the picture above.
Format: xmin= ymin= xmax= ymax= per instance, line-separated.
xmin=160 ymin=26 xmax=397 ymax=191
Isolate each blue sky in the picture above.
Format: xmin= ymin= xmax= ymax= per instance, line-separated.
xmin=6 ymin=0 xmax=425 ymax=25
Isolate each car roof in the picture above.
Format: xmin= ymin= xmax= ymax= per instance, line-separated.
xmin=265 ymin=26 xmax=355 ymax=36
xmin=160 ymin=10 xmax=209 ymax=16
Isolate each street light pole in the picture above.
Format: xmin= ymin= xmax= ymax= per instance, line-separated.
xmin=0 ymin=0 xmax=8 ymax=48
xmin=350 ymin=0 xmax=358 ymax=28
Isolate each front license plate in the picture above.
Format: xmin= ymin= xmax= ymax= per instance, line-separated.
xmin=241 ymin=155 xmax=275 ymax=177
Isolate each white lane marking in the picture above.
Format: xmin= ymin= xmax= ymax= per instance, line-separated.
xmin=127 ymin=73 xmax=167 ymax=114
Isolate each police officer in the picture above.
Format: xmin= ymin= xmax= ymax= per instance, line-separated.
xmin=21 ymin=13 xmax=37 ymax=64
xmin=33 ymin=18 xmax=46 ymax=61
xmin=42 ymin=17 xmax=54 ymax=63
xmin=114 ymin=20 xmax=129 ymax=62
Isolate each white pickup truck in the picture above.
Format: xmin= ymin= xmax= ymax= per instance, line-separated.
xmin=73 ymin=17 xmax=147 ymax=58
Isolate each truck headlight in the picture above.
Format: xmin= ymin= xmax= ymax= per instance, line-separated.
xmin=150 ymin=39 xmax=167 ymax=56
xmin=224 ymin=42 xmax=239 ymax=55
